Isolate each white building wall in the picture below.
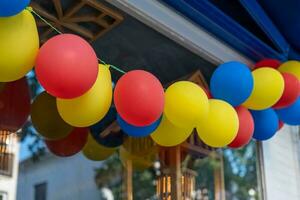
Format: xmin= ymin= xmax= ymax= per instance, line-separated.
xmin=263 ymin=126 xmax=300 ymax=200
xmin=0 ymin=136 xmax=20 ymax=200
xmin=17 ymin=153 xmax=103 ymax=200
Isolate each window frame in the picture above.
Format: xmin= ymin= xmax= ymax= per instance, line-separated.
xmin=34 ymin=182 xmax=47 ymax=200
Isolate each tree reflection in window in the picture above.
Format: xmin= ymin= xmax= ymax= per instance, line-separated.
xmin=95 ymin=141 xmax=261 ymax=200
xmin=223 ymin=141 xmax=260 ymax=200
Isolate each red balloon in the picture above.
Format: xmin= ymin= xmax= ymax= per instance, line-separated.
xmin=273 ymin=73 xmax=299 ymax=109
xmin=114 ymin=70 xmax=164 ymax=126
xmin=35 ymin=34 xmax=98 ymax=99
xmin=254 ymin=59 xmax=281 ymax=69
xmin=228 ymin=106 xmax=254 ymax=148
xmin=45 ymin=128 xmax=88 ymax=157
xmin=278 ymin=120 xmax=284 ymax=130
xmin=0 ymin=78 xmax=30 ymax=132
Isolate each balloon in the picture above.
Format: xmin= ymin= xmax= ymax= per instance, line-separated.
xmin=31 ymin=92 xmax=73 ymax=140
xmin=57 ymin=65 xmax=112 ymax=127
xmin=36 ymin=34 xmax=98 ymax=99
xmin=45 ymin=128 xmax=88 ymax=157
xmin=90 ymin=107 xmax=127 ymax=148
xmin=114 ymin=70 xmax=164 ymax=126
xmin=151 ymin=115 xmax=193 ymax=147
xmin=164 ymin=81 xmax=209 ymax=128
xmin=89 ymin=106 xmax=116 ymax=133
xmin=254 ymin=59 xmax=281 ymax=69
xmin=0 ymin=10 xmax=39 ymax=82
xmin=243 ymin=67 xmax=284 ymax=110
xmin=197 ymin=99 xmax=239 ymax=147
xmin=276 ymin=97 xmax=300 ymax=125
xmin=0 ymin=78 xmax=30 ymax=132
xmin=250 ymin=109 xmax=278 ymax=141
xmin=117 ymin=115 xmax=161 ymax=137
xmin=228 ymin=106 xmax=254 ymax=148
xmin=92 ymin=127 xmax=127 ymax=148
xmin=210 ymin=61 xmax=253 ymax=106
xmin=0 ymin=0 xmax=30 ymax=17
xmin=82 ymin=134 xmax=116 ymax=161
xmin=278 ymin=60 xmax=300 ymax=81
xmin=119 ymin=147 xmax=156 ymax=171
xmin=273 ymin=73 xmax=299 ymax=109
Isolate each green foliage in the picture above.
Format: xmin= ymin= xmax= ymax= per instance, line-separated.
xmin=94 ymin=142 xmax=260 ymax=200
xmin=94 ymin=153 xmax=157 ymax=200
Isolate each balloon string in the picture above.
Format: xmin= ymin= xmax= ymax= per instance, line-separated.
xmin=26 ymin=7 xmax=63 ymax=34
xmin=26 ymin=7 xmax=126 ymax=75
xmin=98 ymin=59 xmax=126 ymax=74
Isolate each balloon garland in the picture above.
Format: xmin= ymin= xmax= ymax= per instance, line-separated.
xmin=1 ymin=4 xmax=300 ymax=162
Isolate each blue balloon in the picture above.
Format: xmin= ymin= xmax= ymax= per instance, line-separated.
xmin=90 ymin=107 xmax=127 ymax=148
xmin=117 ymin=115 xmax=161 ymax=137
xmin=0 ymin=0 xmax=30 ymax=17
xmin=250 ymin=109 xmax=278 ymax=141
xmin=276 ymin=97 xmax=300 ymax=125
xmin=210 ymin=61 xmax=253 ymax=106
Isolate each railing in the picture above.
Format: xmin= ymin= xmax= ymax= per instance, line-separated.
xmin=0 ymin=132 xmax=15 ymax=177
xmin=0 ymin=153 xmax=14 ymax=177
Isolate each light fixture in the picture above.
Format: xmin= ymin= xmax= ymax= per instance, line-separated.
xmin=156 ymin=168 xmax=197 ymax=200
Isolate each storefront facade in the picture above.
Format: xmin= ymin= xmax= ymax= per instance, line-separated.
xmin=13 ymin=0 xmax=300 ymax=199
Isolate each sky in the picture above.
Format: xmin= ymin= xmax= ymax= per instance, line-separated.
xmin=19 ymin=135 xmax=35 ymax=161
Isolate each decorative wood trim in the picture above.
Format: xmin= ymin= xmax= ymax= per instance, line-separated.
xmin=31 ymin=0 xmax=124 ymax=43
xmin=123 ymin=159 xmax=133 ymax=200
xmin=170 ymin=146 xmax=182 ymax=200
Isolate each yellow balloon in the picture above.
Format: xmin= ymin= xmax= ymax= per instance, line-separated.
xmin=151 ymin=115 xmax=193 ymax=147
xmin=164 ymin=81 xmax=209 ymax=128
xmin=243 ymin=67 xmax=284 ymax=110
xmin=57 ymin=65 xmax=112 ymax=127
xmin=0 ymin=10 xmax=39 ymax=82
xmin=278 ymin=60 xmax=300 ymax=80
xmin=197 ymin=99 xmax=239 ymax=147
xmin=82 ymin=134 xmax=116 ymax=161
xmin=31 ymin=92 xmax=73 ymax=140
xmin=119 ymin=147 xmax=155 ymax=171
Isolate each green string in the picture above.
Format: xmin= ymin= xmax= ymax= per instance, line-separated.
xmin=98 ymin=59 xmax=126 ymax=74
xmin=27 ymin=7 xmax=126 ymax=74
xmin=26 ymin=7 xmax=63 ymax=34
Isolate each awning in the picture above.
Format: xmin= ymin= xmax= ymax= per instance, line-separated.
xmin=162 ymin=0 xmax=300 ymax=61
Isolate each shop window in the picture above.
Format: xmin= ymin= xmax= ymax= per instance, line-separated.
xmin=0 ymin=192 xmax=8 ymax=200
xmin=34 ymin=182 xmax=47 ymax=200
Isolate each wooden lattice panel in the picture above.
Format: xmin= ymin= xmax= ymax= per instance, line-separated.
xmin=31 ymin=0 xmax=124 ymax=43
xmin=188 ymin=70 xmax=209 ymax=89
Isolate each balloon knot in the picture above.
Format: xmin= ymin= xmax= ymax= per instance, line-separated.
xmin=26 ymin=7 xmax=33 ymax=12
